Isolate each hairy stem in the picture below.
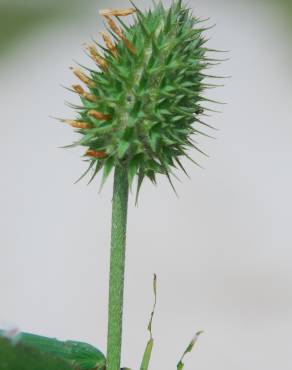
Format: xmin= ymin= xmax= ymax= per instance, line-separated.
xmin=106 ymin=164 xmax=129 ymax=370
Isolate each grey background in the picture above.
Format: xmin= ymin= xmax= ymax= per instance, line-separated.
xmin=0 ymin=0 xmax=292 ymax=369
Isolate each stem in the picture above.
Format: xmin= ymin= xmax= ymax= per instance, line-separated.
xmin=106 ymin=164 xmax=129 ymax=370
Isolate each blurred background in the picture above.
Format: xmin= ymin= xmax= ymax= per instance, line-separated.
xmin=0 ymin=0 xmax=292 ymax=369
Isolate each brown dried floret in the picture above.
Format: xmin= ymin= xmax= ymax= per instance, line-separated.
xmin=70 ymin=67 xmax=95 ymax=87
xmin=99 ymin=8 xmax=136 ymax=17
xmin=103 ymin=15 xmax=124 ymax=38
xmin=121 ymin=37 xmax=136 ymax=54
xmin=100 ymin=32 xmax=118 ymax=57
xmin=103 ymin=16 xmax=136 ymax=54
xmin=86 ymin=149 xmax=107 ymax=158
xmin=72 ymin=84 xmax=97 ymax=102
xmin=88 ymin=110 xmax=112 ymax=121
xmin=63 ymin=119 xmax=91 ymax=129
xmin=86 ymin=45 xmax=108 ymax=70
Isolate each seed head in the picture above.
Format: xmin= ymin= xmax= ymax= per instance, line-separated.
xmin=61 ymin=1 xmax=223 ymax=193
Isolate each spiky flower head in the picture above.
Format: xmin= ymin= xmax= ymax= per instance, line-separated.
xmin=61 ymin=0 xmax=221 ymax=192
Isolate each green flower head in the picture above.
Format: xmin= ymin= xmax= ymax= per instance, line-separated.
xmin=61 ymin=0 xmax=222 ymax=192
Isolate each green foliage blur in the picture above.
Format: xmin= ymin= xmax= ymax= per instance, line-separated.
xmin=0 ymin=0 xmax=291 ymax=58
xmin=275 ymin=0 xmax=292 ymax=15
xmin=0 ymin=0 xmax=91 ymax=56
xmin=268 ymin=0 xmax=292 ymax=24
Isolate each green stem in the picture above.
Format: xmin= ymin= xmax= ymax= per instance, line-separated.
xmin=106 ymin=164 xmax=129 ymax=370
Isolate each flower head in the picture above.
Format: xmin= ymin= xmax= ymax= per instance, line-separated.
xmin=61 ymin=0 xmax=222 ymax=192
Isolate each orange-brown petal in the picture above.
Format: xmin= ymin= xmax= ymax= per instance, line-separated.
xmin=88 ymin=110 xmax=112 ymax=121
xmin=86 ymin=149 xmax=107 ymax=158
xmin=72 ymin=85 xmax=97 ymax=103
xmin=100 ymin=32 xmax=118 ymax=57
xmin=70 ymin=67 xmax=94 ymax=87
xmin=86 ymin=45 xmax=108 ymax=70
xmin=99 ymin=8 xmax=136 ymax=17
xmin=103 ymin=15 xmax=124 ymax=39
xmin=63 ymin=119 xmax=91 ymax=129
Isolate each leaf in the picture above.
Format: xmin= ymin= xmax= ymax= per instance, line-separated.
xmin=174 ymin=157 xmax=190 ymax=178
xmin=0 ymin=331 xmax=106 ymax=370
xmin=139 ymin=274 xmax=157 ymax=370
xmin=128 ymin=154 xmax=142 ymax=188
xmin=74 ymin=160 xmax=95 ymax=184
xmin=165 ymin=170 xmax=178 ymax=196
xmin=149 ymin=130 xmax=160 ymax=151
xmin=176 ymin=331 xmax=203 ymax=370
xmin=0 ymin=337 xmax=76 ymax=370
xmin=135 ymin=171 xmax=145 ymax=206
xmin=87 ymin=160 xmax=103 ymax=185
xmin=117 ymin=140 xmax=130 ymax=159
xmin=99 ymin=156 xmax=115 ymax=191
xmin=139 ymin=339 xmax=153 ymax=370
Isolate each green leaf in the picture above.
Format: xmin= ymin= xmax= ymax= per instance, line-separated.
xmin=149 ymin=130 xmax=160 ymax=151
xmin=117 ymin=140 xmax=130 ymax=159
xmin=140 ymin=339 xmax=153 ymax=370
xmin=88 ymin=160 xmax=103 ymax=185
xmin=100 ymin=156 xmax=115 ymax=190
xmin=135 ymin=171 xmax=145 ymax=205
xmin=74 ymin=160 xmax=95 ymax=184
xmin=0 ymin=331 xmax=106 ymax=370
xmin=176 ymin=331 xmax=203 ymax=370
xmin=139 ymin=274 xmax=157 ymax=370
xmin=128 ymin=155 xmax=141 ymax=188
xmin=0 ymin=337 xmax=76 ymax=370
